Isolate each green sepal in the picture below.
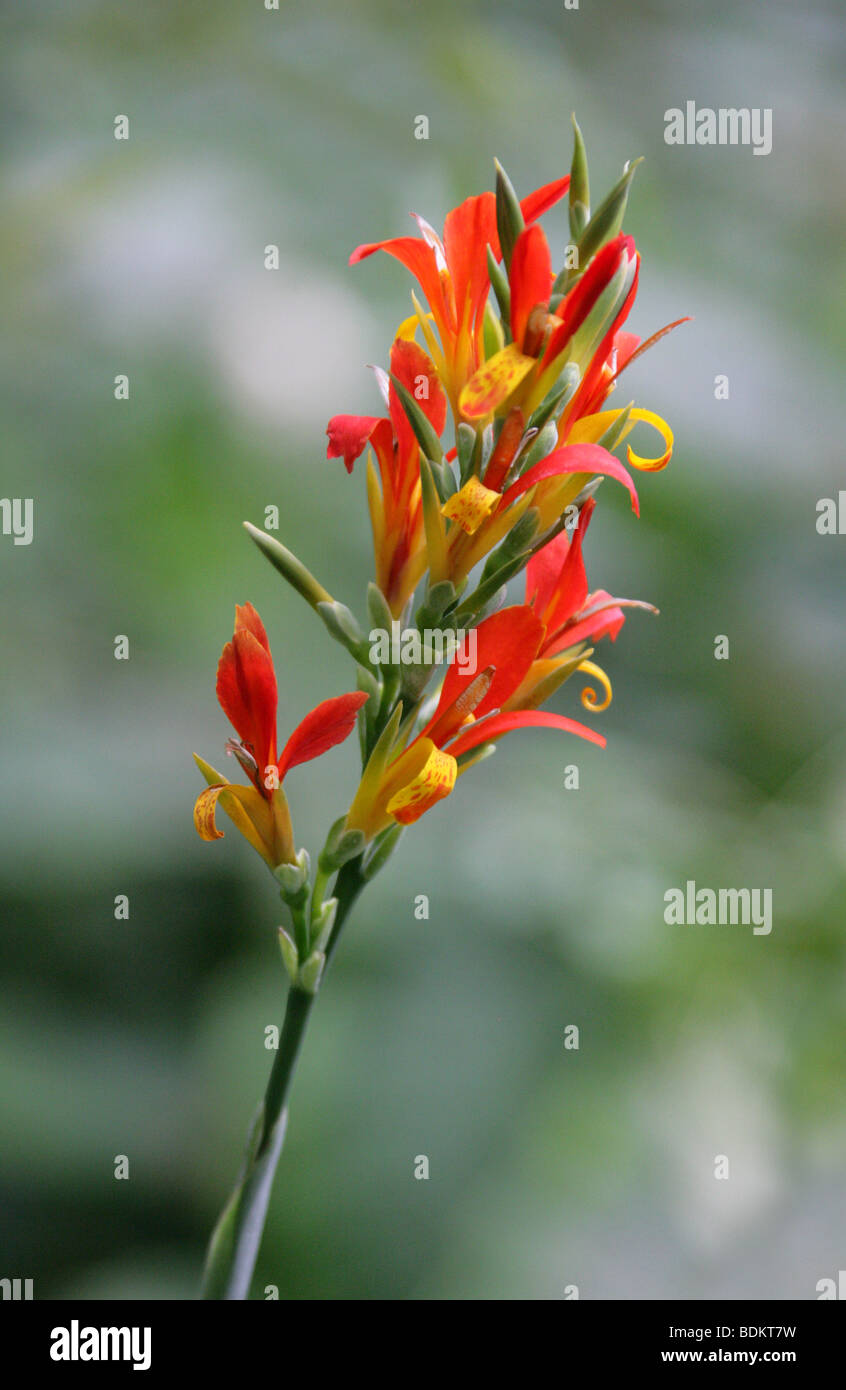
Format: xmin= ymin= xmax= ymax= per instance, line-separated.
xmin=355 ymin=662 xmax=382 ymax=702
xmin=455 ymin=742 xmax=497 ymax=773
xmin=366 ymin=582 xmax=394 ymax=633
xmin=483 ymin=300 xmax=505 ymax=360
xmin=528 ymin=365 xmax=581 ymax=433
xmin=494 ymin=158 xmax=525 ymax=271
xmin=519 ymin=420 xmax=559 ymax=473
xmin=486 ymin=244 xmax=511 ymax=330
xmin=275 ymin=848 xmax=310 ymax=901
xmin=298 ymin=951 xmax=325 ymax=996
xmin=277 ymin=927 xmax=299 ymax=985
xmin=429 ymin=456 xmax=457 ymax=502
xmin=480 ymin=423 xmax=495 ymax=474
xmin=354 ymin=702 xmax=404 ymax=805
xmin=577 ymin=157 xmax=643 ymax=267
xmin=416 ymin=579 xmax=457 ymax=628
xmin=389 ymin=373 xmax=444 ymax=465
xmin=480 ymin=509 xmax=541 ymax=585
xmin=453 ymin=552 xmax=526 ymax=622
xmin=457 ymin=422 xmax=479 ymax=485
xmin=568 ymin=113 xmax=590 ymax=242
xmin=567 ymin=255 xmax=637 ymax=370
xmin=361 ymin=824 xmax=404 ymax=881
xmin=319 ymin=815 xmax=367 ymax=873
xmin=310 ymin=898 xmax=338 ymax=955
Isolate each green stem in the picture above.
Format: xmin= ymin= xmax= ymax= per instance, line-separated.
xmin=200 ymin=858 xmax=366 ymax=1300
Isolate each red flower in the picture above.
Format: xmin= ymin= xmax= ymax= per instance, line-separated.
xmin=194 ymin=604 xmax=367 ymax=868
xmin=327 ymin=337 xmax=447 ymax=615
xmin=349 ymin=177 xmax=570 ymax=410
xmin=345 ymin=604 xmax=604 ymax=838
xmin=501 ymin=499 xmax=657 ymax=714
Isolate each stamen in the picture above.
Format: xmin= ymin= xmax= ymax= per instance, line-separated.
xmin=453 ymin=665 xmax=495 ymax=716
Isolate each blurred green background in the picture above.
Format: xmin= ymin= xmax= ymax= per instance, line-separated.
xmin=2 ymin=0 xmax=845 ymax=1300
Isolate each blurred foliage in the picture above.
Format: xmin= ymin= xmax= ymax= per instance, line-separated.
xmin=1 ymin=0 xmax=845 ymax=1299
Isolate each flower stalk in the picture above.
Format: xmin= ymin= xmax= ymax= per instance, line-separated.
xmin=200 ymin=856 xmax=367 ymax=1301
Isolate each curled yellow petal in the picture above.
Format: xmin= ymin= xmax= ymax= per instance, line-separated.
xmin=624 ymin=408 xmax=673 ymax=471
xmin=577 ymin=659 xmax=612 ymax=712
xmin=193 ymin=780 xmax=278 ymax=868
xmin=386 ymin=743 xmax=457 ymax=825
xmin=194 ymin=783 xmax=227 ymax=841
xmin=458 ymin=342 xmax=535 ymax=420
xmin=566 ymin=406 xmax=673 ymax=470
xmin=442 ymin=475 xmax=500 ymax=535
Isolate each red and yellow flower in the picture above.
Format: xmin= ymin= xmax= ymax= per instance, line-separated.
xmin=440 ymin=227 xmax=676 ymax=581
xmin=327 ymin=336 xmax=447 ymax=617
xmin=348 ymin=176 xmax=570 ymax=413
xmin=345 ymin=604 xmax=605 ymax=840
xmin=193 ymin=603 xmax=367 ymax=869
xmin=503 ymin=496 xmax=657 ymax=713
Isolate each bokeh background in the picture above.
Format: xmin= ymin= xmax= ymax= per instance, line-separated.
xmin=2 ymin=0 xmax=845 ymax=1300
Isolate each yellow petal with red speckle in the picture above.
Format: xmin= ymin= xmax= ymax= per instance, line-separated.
xmin=458 ymin=342 xmax=535 ymax=420
xmin=442 ymin=475 xmax=500 ymax=534
xmin=193 ymin=780 xmax=277 ymax=867
xmin=386 ymin=742 xmax=457 ymax=825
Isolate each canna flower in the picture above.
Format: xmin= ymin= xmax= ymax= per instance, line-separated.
xmin=326 ymin=336 xmax=446 ymax=617
xmin=503 ymin=497 xmax=657 ymax=713
xmin=345 ymin=604 xmax=605 ymax=840
xmin=193 ymin=603 xmax=367 ymax=870
xmin=460 ymin=229 xmax=640 ymax=423
xmin=348 ymin=176 xmax=570 ymax=413
xmin=438 ymin=228 xmax=679 ymax=584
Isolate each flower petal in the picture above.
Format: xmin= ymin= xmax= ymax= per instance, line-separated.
xmin=350 ymin=236 xmax=449 ymax=331
xmin=216 ymin=623 xmax=278 ymax=770
xmin=443 ymin=193 xmax=498 ymax=330
xmin=520 ymin=175 xmax=571 ymax=226
xmin=235 ymin=601 xmax=270 ymax=653
xmin=500 ymin=443 xmax=639 ymax=516
xmin=442 ymin=475 xmax=501 ymax=535
xmin=510 ymin=224 xmax=553 ymax=349
xmin=426 ymin=605 xmax=545 ymax=742
xmin=193 ymin=782 xmax=277 ymax=867
xmin=459 ymin=342 xmax=536 ymax=420
xmin=542 ymin=233 xmax=636 ymax=369
xmin=277 ymin=691 xmax=369 ymax=780
xmin=527 ymin=497 xmax=594 ymax=629
xmin=448 ymin=708 xmax=606 ymax=758
xmin=326 ymin=414 xmax=382 ymax=474
xmin=386 ymin=742 xmax=457 ymax=825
